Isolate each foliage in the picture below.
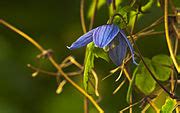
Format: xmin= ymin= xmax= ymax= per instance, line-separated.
xmin=135 ymin=57 xmax=156 ymax=95
xmin=0 ymin=0 xmax=180 ymax=113
xmin=161 ymin=98 xmax=177 ymax=113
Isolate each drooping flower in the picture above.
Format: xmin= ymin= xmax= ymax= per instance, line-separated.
xmin=67 ymin=24 xmax=138 ymax=66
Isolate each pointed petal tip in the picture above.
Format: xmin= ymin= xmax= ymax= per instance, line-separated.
xmin=67 ymin=29 xmax=94 ymax=50
xmin=67 ymin=45 xmax=78 ymax=50
xmin=119 ymin=31 xmax=138 ymax=66
xmin=66 ymin=46 xmax=72 ymax=50
xmin=132 ymin=54 xmax=139 ymax=65
xmin=133 ymin=60 xmax=139 ymax=66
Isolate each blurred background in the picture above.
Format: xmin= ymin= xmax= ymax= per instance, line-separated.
xmin=0 ymin=0 xmax=179 ymax=113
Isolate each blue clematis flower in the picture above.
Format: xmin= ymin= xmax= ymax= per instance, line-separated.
xmin=67 ymin=24 xmax=138 ymax=66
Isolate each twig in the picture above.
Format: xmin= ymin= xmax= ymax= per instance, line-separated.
xmin=81 ymin=0 xmax=99 ymax=113
xmin=146 ymin=98 xmax=160 ymax=113
xmin=102 ymin=55 xmax=133 ymax=81
xmin=169 ymin=0 xmax=176 ymax=14
xmin=129 ymin=95 xmax=133 ymax=113
xmin=91 ymin=70 xmax=100 ymax=96
xmin=0 ymin=20 xmax=104 ymax=113
xmin=135 ymin=16 xmax=164 ymax=35
xmin=113 ymin=79 xmax=126 ymax=94
xmin=119 ymin=99 xmax=143 ymax=113
xmin=171 ymin=21 xmax=180 ymax=39
xmin=80 ymin=0 xmax=89 ymax=111
xmin=123 ymin=67 xmax=133 ymax=112
xmin=135 ymin=31 xmax=164 ymax=39
xmin=56 ymin=80 xmax=67 ymax=94
xmin=89 ymin=0 xmax=98 ymax=30
xmin=142 ymin=89 xmax=164 ymax=113
xmin=170 ymin=68 xmax=175 ymax=93
xmin=112 ymin=0 xmax=116 ymax=12
xmin=80 ymin=0 xmax=87 ymax=33
xmin=84 ymin=98 xmax=89 ymax=113
xmin=123 ymin=66 xmax=131 ymax=82
xmin=164 ymin=0 xmax=180 ymax=73
xmin=27 ymin=64 xmax=57 ymax=76
xmin=66 ymin=70 xmax=83 ymax=76
xmin=128 ymin=13 xmax=177 ymax=99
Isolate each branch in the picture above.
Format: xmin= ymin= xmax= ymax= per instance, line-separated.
xmin=0 ymin=19 xmax=104 ymax=113
xmin=127 ymin=13 xmax=177 ymax=99
xmin=164 ymin=0 xmax=180 ymax=73
xmin=80 ymin=0 xmax=87 ymax=33
xmin=89 ymin=0 xmax=98 ymax=30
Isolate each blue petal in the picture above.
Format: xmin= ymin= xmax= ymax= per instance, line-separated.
xmin=93 ymin=24 xmax=119 ymax=48
xmin=108 ymin=34 xmax=127 ymax=66
xmin=119 ymin=30 xmax=138 ymax=65
xmin=67 ymin=29 xmax=94 ymax=50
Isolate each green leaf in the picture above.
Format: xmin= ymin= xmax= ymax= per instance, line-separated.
xmin=83 ymin=42 xmax=95 ymax=90
xmin=141 ymin=0 xmax=154 ymax=12
xmin=108 ymin=0 xmax=124 ymax=18
xmin=97 ymin=0 xmax=106 ymax=8
xmin=139 ymin=0 xmax=151 ymax=7
xmin=93 ymin=47 xmax=109 ymax=62
xmin=135 ymin=58 xmax=156 ymax=95
xmin=130 ymin=0 xmax=153 ymax=14
xmin=176 ymin=55 xmax=180 ymax=64
xmin=116 ymin=6 xmax=134 ymax=28
xmin=161 ymin=98 xmax=176 ymax=113
xmin=131 ymin=0 xmax=151 ymax=8
xmin=144 ymin=90 xmax=168 ymax=112
xmin=87 ymin=0 xmax=106 ymax=18
xmin=156 ymin=0 xmax=164 ymax=8
xmin=126 ymin=67 xmax=138 ymax=103
xmin=152 ymin=55 xmax=172 ymax=81
xmin=152 ymin=54 xmax=173 ymax=66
